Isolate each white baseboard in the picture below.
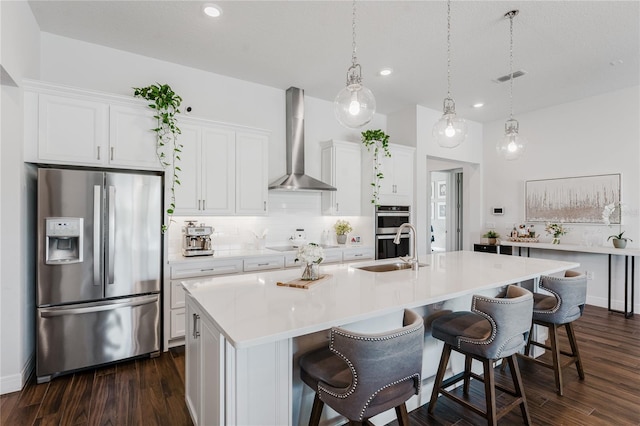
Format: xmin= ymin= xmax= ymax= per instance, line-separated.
xmin=586 ymin=295 xmax=638 ymax=315
xmin=0 ymin=352 xmax=34 ymax=395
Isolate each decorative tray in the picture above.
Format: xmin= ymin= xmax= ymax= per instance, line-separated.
xmin=508 ymin=237 xmax=540 ymax=243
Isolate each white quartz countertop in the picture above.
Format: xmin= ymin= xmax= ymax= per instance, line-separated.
xmin=183 ymin=251 xmax=579 ymax=349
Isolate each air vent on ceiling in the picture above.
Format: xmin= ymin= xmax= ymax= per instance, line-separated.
xmin=495 ymin=70 xmax=527 ymax=83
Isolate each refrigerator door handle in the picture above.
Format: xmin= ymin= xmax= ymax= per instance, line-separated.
xmin=107 ymin=185 xmax=116 ymax=285
xmin=39 ymin=294 xmax=158 ymax=317
xmin=93 ymin=185 xmax=102 ymax=286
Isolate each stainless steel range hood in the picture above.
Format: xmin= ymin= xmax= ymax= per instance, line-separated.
xmin=268 ymin=87 xmax=336 ymax=191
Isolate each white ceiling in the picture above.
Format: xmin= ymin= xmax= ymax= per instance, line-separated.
xmin=28 ymin=1 xmax=640 ymax=123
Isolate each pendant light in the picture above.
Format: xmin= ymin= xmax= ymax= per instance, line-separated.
xmin=496 ymin=10 xmax=527 ymax=160
xmin=433 ymin=0 xmax=467 ymax=148
xmin=334 ymin=0 xmax=376 ymax=129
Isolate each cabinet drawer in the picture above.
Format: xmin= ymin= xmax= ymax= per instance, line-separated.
xmin=323 ymin=250 xmax=343 ymax=264
xmin=170 ymin=308 xmax=185 ymax=339
xmin=474 ymin=244 xmax=498 ymax=254
xmin=171 ymin=259 xmax=243 ymax=279
xmin=243 ymin=256 xmax=284 ymax=272
xmin=343 ymin=248 xmax=374 ymax=262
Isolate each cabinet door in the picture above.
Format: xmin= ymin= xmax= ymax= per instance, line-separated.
xmin=109 ymin=104 xmax=161 ymax=169
xmin=392 ymin=148 xmax=414 ymax=200
xmin=377 ymin=153 xmax=395 ymax=198
xmin=185 ymin=299 xmax=201 ymax=424
xmin=201 ymin=127 xmax=235 ymax=215
xmin=235 ymin=131 xmax=268 ymax=215
xmin=173 ymin=124 xmax=202 ymax=214
xmin=321 ymin=141 xmax=361 ymax=216
xmin=200 ymin=315 xmax=225 ymax=426
xmin=334 ymin=144 xmax=361 ymax=215
xmin=38 ymin=94 xmax=108 ymax=165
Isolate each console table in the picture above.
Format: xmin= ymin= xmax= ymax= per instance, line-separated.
xmin=502 ymin=241 xmax=638 ymax=318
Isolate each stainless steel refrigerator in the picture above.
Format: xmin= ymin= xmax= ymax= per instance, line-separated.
xmin=36 ymin=167 xmax=162 ymax=383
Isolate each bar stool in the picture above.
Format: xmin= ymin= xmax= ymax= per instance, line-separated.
xmin=518 ymin=270 xmax=587 ymax=396
xmin=298 ymin=309 xmax=424 ymax=425
xmin=428 ymin=285 xmax=533 ymax=426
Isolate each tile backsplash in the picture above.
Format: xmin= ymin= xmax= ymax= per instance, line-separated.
xmin=167 ymin=192 xmax=373 ymax=255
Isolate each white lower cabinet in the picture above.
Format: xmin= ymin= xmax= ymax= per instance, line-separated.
xmin=185 ymin=294 xmax=292 ymax=426
xmin=342 ymin=247 xmax=375 ymax=262
xmin=186 ymin=295 xmax=225 ymax=426
xmin=166 ymin=259 xmax=243 ymax=348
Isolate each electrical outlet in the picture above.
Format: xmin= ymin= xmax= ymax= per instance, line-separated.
xmin=586 ymin=271 xmax=594 ymax=280
xmin=486 ymin=222 xmax=496 ymax=229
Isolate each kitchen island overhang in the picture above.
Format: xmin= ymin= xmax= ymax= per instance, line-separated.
xmin=182 ymin=251 xmax=580 ymax=426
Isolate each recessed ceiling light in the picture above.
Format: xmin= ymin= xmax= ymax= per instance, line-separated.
xmin=203 ymin=4 xmax=222 ymax=18
xmin=379 ymin=68 xmax=393 ymax=76
xmin=472 ymin=102 xmax=484 ymax=108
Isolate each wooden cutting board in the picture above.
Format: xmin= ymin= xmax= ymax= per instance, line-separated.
xmin=276 ymin=274 xmax=332 ymax=289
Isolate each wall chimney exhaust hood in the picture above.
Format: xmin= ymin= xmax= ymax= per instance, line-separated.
xmin=268 ymin=87 xmax=336 ymax=192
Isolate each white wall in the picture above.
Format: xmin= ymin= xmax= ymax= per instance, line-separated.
xmin=39 ymin=33 xmax=387 ymax=185
xmin=483 ymin=86 xmax=640 ymax=311
xmin=0 ymin=0 xmax=40 ymax=394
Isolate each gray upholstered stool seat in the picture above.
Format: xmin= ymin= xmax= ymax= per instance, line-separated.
xmin=518 ymin=270 xmax=587 ymax=396
xmin=428 ymin=285 xmax=533 ymax=426
xmin=298 ymin=309 xmax=424 ymax=425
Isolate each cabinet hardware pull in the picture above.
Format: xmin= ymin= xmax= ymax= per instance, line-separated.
xmin=203 ymin=200 xmax=206 ymax=210
xmin=336 ymin=203 xmax=339 ymax=212
xmin=263 ymin=201 xmax=267 ymax=211
xmin=97 ymin=146 xmax=101 ymax=160
xmin=200 ymin=268 xmax=215 ymax=272
xmin=110 ymin=147 xmax=114 ymax=161
xmin=198 ymin=200 xmax=201 ymax=210
xmin=192 ymin=313 xmax=200 ymax=339
xmin=354 ymin=254 xmax=362 ymax=257
xmin=257 ymin=263 xmax=269 ymax=266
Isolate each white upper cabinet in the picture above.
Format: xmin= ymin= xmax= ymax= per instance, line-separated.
xmin=321 ymin=140 xmax=361 ymax=216
xmin=109 ymin=104 xmax=161 ymax=169
xmin=37 ymin=93 xmax=109 ymax=165
xmin=173 ymin=121 xmax=268 ymax=216
xmin=27 ymin=81 xmax=161 ymax=170
xmin=235 ymin=131 xmax=269 ymax=215
xmin=362 ymin=143 xmax=415 ymax=208
xmin=378 ymin=144 xmax=414 ymax=205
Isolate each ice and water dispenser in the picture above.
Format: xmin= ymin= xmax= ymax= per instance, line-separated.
xmin=45 ymin=217 xmax=83 ymax=264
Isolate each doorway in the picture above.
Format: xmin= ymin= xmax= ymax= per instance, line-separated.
xmin=429 ymin=169 xmax=463 ymax=252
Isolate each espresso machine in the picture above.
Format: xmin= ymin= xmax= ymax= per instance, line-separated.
xmin=181 ymin=220 xmax=214 ymax=257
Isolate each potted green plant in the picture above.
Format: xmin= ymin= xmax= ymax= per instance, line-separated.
xmin=482 ymin=230 xmax=500 ymax=245
xmin=133 ymin=83 xmax=183 ymax=232
xmin=333 ymin=220 xmax=353 ymax=244
xmin=361 ymin=129 xmax=391 ymax=206
xmin=608 ymin=231 xmax=632 ymax=249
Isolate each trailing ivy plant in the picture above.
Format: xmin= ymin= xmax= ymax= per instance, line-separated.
xmin=361 ymin=129 xmax=391 ymax=206
xmin=133 ymin=83 xmax=183 ymax=232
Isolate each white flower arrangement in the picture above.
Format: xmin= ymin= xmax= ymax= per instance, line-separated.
xmin=295 ymin=243 xmax=324 ymax=264
xmin=545 ymin=223 xmax=568 ymax=238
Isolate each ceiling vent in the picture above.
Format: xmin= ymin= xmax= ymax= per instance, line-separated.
xmin=495 ymin=70 xmax=527 ymax=83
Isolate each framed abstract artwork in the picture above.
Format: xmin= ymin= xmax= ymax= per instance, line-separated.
xmin=525 ymin=174 xmax=621 ymax=224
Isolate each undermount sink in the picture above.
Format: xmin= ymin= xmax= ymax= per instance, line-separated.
xmin=356 ymin=262 xmax=427 ymax=272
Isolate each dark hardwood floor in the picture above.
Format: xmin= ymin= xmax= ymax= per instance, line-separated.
xmin=2 ymin=305 xmax=638 ymax=425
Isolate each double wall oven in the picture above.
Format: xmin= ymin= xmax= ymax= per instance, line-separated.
xmin=375 ymin=205 xmax=411 ymax=259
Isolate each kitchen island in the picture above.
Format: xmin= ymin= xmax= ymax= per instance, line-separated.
xmin=182 ymin=251 xmax=579 ymax=426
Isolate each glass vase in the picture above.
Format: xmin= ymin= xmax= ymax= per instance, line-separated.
xmin=552 ymin=237 xmax=560 ymax=244
xmin=301 ymin=263 xmax=320 ymax=281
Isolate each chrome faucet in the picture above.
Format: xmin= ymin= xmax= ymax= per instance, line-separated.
xmin=394 ymin=223 xmax=419 ymax=270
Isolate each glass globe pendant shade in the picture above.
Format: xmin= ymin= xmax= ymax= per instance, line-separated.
xmin=496 ymin=118 xmax=527 ymax=160
xmin=433 ymin=98 xmax=467 ymax=148
xmin=334 ymin=82 xmax=376 ymax=129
